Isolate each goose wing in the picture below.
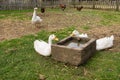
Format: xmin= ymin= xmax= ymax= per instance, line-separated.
xmin=96 ymin=35 xmax=114 ymax=50
xmin=34 ymin=40 xmax=51 ymax=56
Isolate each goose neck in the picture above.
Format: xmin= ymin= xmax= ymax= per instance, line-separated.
xmin=33 ymin=9 xmax=37 ymax=17
xmin=48 ymin=37 xmax=52 ymax=45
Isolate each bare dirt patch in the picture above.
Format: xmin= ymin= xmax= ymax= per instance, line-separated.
xmin=0 ymin=12 xmax=120 ymax=52
xmin=0 ymin=19 xmax=39 ymax=40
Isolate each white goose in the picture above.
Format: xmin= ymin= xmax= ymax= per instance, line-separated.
xmin=70 ymin=30 xmax=88 ymax=38
xmin=96 ymin=35 xmax=114 ymax=50
xmin=31 ymin=7 xmax=42 ymax=27
xmin=34 ymin=34 xmax=58 ymax=56
xmin=71 ymin=30 xmax=114 ymax=50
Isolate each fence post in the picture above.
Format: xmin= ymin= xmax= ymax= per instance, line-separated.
xmin=35 ymin=0 xmax=37 ymax=7
xmin=51 ymin=0 xmax=54 ymax=8
xmin=116 ymin=0 xmax=119 ymax=11
xmin=41 ymin=0 xmax=45 ymax=8
xmin=79 ymin=0 xmax=82 ymax=5
xmin=72 ymin=0 xmax=76 ymax=8
xmin=92 ymin=0 xmax=95 ymax=9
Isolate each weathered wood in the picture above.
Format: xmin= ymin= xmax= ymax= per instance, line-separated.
xmin=51 ymin=36 xmax=96 ymax=66
xmin=92 ymin=0 xmax=95 ymax=9
xmin=116 ymin=0 xmax=119 ymax=11
xmin=0 ymin=0 xmax=119 ymax=10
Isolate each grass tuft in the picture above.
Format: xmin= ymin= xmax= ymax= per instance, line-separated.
xmin=0 ymin=27 xmax=120 ymax=80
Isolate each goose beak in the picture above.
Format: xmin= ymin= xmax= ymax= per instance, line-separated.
xmin=70 ymin=33 xmax=74 ymax=36
xmin=54 ymin=37 xmax=59 ymax=41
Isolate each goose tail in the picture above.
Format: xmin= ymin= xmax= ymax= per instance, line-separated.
xmin=110 ymin=35 xmax=114 ymax=40
xmin=34 ymin=40 xmax=39 ymax=49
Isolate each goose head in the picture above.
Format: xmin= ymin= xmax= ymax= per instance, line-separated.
xmin=49 ymin=34 xmax=58 ymax=41
xmin=48 ymin=34 xmax=59 ymax=45
xmin=34 ymin=7 xmax=38 ymax=10
xmin=70 ymin=30 xmax=79 ymax=37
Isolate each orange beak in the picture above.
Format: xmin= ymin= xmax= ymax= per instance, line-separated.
xmin=54 ymin=37 xmax=59 ymax=41
xmin=70 ymin=33 xmax=74 ymax=36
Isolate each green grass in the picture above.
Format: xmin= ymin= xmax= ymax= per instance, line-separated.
xmin=1 ymin=8 xmax=120 ymax=27
xmin=81 ymin=25 xmax=91 ymax=30
xmin=0 ymin=9 xmax=33 ymax=20
xmin=0 ymin=27 xmax=120 ymax=80
xmin=77 ymin=9 xmax=120 ymax=26
xmin=0 ymin=8 xmax=120 ymax=80
xmin=0 ymin=8 xmax=63 ymax=20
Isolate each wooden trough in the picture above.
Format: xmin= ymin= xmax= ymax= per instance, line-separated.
xmin=51 ymin=36 xmax=96 ymax=66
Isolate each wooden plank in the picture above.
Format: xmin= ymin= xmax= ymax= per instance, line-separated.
xmin=0 ymin=0 xmax=118 ymax=10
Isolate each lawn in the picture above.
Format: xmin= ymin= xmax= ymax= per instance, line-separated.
xmin=0 ymin=8 xmax=120 ymax=80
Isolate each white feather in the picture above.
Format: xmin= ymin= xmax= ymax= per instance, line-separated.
xmin=34 ymin=34 xmax=57 ymax=56
xmin=79 ymin=33 xmax=88 ymax=38
xmin=96 ymin=35 xmax=114 ymax=50
xmin=71 ymin=30 xmax=88 ymax=38
xmin=34 ymin=40 xmax=51 ymax=56
xmin=31 ymin=7 xmax=42 ymax=24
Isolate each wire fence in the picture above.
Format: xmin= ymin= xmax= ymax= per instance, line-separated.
xmin=0 ymin=0 xmax=119 ymax=11
xmin=79 ymin=0 xmax=120 ymax=11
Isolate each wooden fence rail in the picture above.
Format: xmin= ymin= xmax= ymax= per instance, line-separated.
xmin=0 ymin=0 xmax=119 ymax=11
